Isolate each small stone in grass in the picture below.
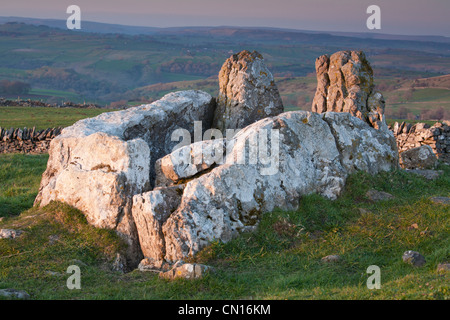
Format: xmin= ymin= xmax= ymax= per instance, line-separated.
xmin=402 ymin=250 xmax=426 ymax=267
xmin=321 ymin=255 xmax=341 ymax=263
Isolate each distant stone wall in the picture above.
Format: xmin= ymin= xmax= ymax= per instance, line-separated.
xmin=0 ymin=98 xmax=100 ymax=109
xmin=0 ymin=127 xmax=62 ymax=154
xmin=391 ymin=121 xmax=450 ymax=164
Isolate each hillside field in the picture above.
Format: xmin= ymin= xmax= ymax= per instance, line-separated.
xmin=1 ymin=22 xmax=450 ymax=110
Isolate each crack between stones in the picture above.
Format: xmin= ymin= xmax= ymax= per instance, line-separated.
xmin=321 ymin=114 xmax=345 ymax=170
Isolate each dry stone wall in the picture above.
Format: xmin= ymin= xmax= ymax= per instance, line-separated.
xmin=0 ymin=127 xmax=62 ymax=154
xmin=391 ymin=121 xmax=450 ymax=164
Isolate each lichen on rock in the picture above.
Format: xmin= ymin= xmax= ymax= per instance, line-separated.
xmin=312 ymin=50 xmax=386 ymax=130
xmin=213 ymin=50 xmax=284 ymax=132
xmin=34 ymin=50 xmax=400 ymax=274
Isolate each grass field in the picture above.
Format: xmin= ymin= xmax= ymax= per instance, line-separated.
xmin=0 ymin=106 xmax=117 ymax=130
xmin=0 ymin=153 xmax=448 ymax=300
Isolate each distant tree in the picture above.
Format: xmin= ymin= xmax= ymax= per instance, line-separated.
xmin=404 ymin=89 xmax=414 ymax=102
xmin=296 ymin=95 xmax=310 ymax=110
xmin=396 ymin=106 xmax=410 ymax=119
xmin=420 ymin=107 xmax=446 ymax=121
xmin=107 ymin=100 xmax=128 ymax=109
xmin=0 ymin=80 xmax=31 ymax=95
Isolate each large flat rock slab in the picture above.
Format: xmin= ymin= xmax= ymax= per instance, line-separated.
xmin=34 ymin=90 xmax=216 ymax=268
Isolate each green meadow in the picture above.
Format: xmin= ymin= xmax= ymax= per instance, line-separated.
xmin=0 ymin=153 xmax=448 ymax=300
xmin=0 ymin=106 xmax=117 ymax=130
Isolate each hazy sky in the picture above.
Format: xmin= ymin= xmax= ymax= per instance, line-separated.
xmin=2 ymin=0 xmax=449 ymax=36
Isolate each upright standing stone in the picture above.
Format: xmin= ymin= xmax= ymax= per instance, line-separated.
xmin=312 ymin=50 xmax=386 ymax=130
xmin=213 ymin=50 xmax=284 ymax=132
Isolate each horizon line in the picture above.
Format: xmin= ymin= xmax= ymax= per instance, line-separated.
xmin=1 ymin=15 xmax=449 ymax=40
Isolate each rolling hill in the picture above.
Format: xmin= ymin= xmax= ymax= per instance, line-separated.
xmin=0 ymin=18 xmax=449 ymax=120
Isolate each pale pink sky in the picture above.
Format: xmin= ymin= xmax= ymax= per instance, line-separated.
xmin=1 ymin=0 xmax=449 ymax=36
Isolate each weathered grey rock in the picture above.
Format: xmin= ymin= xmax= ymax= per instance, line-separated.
xmin=137 ymin=258 xmax=171 ymax=273
xmin=407 ymin=169 xmax=443 ymax=180
xmin=111 ymin=253 xmax=127 ymax=273
xmin=0 ymin=289 xmax=30 ymax=299
xmin=402 ymin=250 xmax=426 ymax=267
xmin=365 ymin=189 xmax=394 ymax=202
xmin=34 ymin=90 xmax=216 ymax=269
xmin=159 ymin=262 xmax=212 ymax=280
xmin=213 ymin=50 xmax=284 ymax=132
xmin=132 ymin=185 xmax=184 ymax=261
xmin=322 ymin=112 xmax=397 ymax=174
xmin=366 ymin=91 xmax=385 ymax=130
xmin=312 ymin=50 xmax=386 ymax=130
xmin=400 ymin=145 xmax=437 ymax=169
xmin=155 ymin=139 xmax=226 ymax=187
xmin=48 ymin=235 xmax=60 ymax=245
xmin=311 ymin=55 xmax=330 ymax=114
xmin=135 ymin=111 xmax=398 ymax=263
xmin=0 ymin=229 xmax=23 ymax=239
xmin=162 ymin=112 xmax=346 ymax=262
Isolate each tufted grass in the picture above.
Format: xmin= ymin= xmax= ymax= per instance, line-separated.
xmin=0 ymin=154 xmax=449 ymax=300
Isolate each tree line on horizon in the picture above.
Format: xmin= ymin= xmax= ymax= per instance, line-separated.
xmin=0 ymin=79 xmax=31 ymax=95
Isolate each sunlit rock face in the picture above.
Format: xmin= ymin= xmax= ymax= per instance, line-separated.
xmin=34 ymin=90 xmax=216 ymax=268
xmin=213 ymin=50 xmax=284 ymax=132
xmin=312 ymin=50 xmax=386 ymax=130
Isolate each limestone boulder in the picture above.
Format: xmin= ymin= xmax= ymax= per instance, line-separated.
xmin=400 ymin=145 xmax=437 ymax=169
xmin=213 ymin=50 xmax=284 ymax=132
xmin=0 ymin=289 xmax=30 ymax=300
xmin=133 ymin=111 xmax=398 ymax=263
xmin=0 ymin=229 xmax=23 ymax=239
xmin=155 ymin=138 xmax=226 ymax=187
xmin=132 ymin=185 xmax=184 ymax=261
xmin=34 ymin=90 xmax=216 ymax=268
xmin=312 ymin=50 xmax=386 ymax=130
xmin=322 ymin=112 xmax=397 ymax=174
xmin=312 ymin=54 xmax=330 ymax=114
xmin=402 ymin=250 xmax=426 ymax=267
